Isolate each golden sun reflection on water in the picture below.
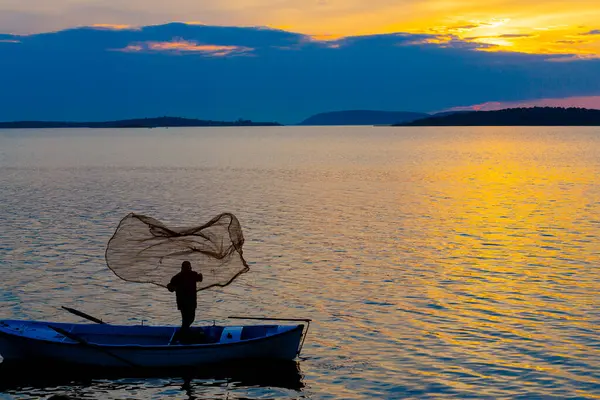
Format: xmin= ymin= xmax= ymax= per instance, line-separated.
xmin=407 ymin=135 xmax=599 ymax=387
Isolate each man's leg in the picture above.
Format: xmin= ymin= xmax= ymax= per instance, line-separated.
xmin=181 ymin=308 xmax=195 ymax=330
xmin=170 ymin=309 xmax=186 ymax=344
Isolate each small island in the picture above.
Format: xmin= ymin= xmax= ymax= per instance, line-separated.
xmin=394 ymin=107 xmax=600 ymax=126
xmin=0 ymin=117 xmax=282 ymax=129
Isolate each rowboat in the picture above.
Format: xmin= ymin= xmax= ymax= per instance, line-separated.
xmin=0 ymin=319 xmax=308 ymax=368
xmin=1 ymin=214 xmax=312 ymax=369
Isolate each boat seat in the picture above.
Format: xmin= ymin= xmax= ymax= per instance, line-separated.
xmin=220 ymin=327 xmax=243 ymax=343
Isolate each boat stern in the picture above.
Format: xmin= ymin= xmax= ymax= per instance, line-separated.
xmin=0 ymin=329 xmax=25 ymax=362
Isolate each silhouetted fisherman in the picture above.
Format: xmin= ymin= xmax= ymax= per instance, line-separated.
xmin=167 ymin=261 xmax=203 ymax=336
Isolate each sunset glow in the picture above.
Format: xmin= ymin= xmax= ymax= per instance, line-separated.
xmin=245 ymin=0 xmax=600 ymax=56
xmin=118 ymin=40 xmax=253 ymax=56
xmin=90 ymin=24 xmax=136 ymax=31
xmin=446 ymin=96 xmax=600 ymax=112
xmin=1 ymin=0 xmax=599 ymax=56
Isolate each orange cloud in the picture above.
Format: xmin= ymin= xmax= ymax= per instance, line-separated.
xmin=417 ymin=17 xmax=600 ymax=56
xmin=118 ymin=39 xmax=253 ymax=56
xmin=445 ymin=96 xmax=600 ymax=112
xmin=309 ymin=34 xmax=345 ymax=42
xmin=121 ymin=44 xmax=143 ymax=52
xmin=299 ymin=12 xmax=600 ymax=56
xmin=91 ymin=24 xmax=136 ymax=30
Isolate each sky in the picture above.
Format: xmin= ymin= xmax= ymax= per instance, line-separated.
xmin=0 ymin=0 xmax=599 ymax=122
xmin=2 ymin=0 xmax=600 ymax=55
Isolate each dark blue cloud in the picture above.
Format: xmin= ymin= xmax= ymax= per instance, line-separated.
xmin=0 ymin=24 xmax=599 ymax=123
xmin=0 ymin=34 xmax=19 ymax=41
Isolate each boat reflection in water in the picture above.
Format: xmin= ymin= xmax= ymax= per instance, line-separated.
xmin=0 ymin=358 xmax=305 ymax=398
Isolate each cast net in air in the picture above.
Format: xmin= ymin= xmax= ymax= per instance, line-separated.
xmin=105 ymin=213 xmax=249 ymax=291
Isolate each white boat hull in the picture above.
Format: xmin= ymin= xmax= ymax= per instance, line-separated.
xmin=0 ymin=320 xmax=306 ymax=368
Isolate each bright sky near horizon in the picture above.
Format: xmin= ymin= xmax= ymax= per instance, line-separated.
xmin=1 ymin=0 xmax=600 ymax=56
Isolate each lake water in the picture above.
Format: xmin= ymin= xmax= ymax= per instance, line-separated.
xmin=0 ymin=126 xmax=599 ymax=399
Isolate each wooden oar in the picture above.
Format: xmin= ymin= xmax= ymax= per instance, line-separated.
xmin=47 ymin=325 xmax=138 ymax=368
xmin=61 ymin=306 xmax=106 ymax=324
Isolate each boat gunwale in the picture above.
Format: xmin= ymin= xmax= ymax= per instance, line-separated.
xmin=0 ymin=320 xmax=304 ymax=351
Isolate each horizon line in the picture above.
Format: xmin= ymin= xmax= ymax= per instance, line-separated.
xmin=2 ymin=105 xmax=600 ymax=126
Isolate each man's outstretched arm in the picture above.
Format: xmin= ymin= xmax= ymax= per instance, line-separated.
xmin=167 ymin=275 xmax=179 ymax=292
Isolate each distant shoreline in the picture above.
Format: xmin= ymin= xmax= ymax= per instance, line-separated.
xmin=394 ymin=107 xmax=600 ymax=127
xmin=3 ymin=107 xmax=600 ymax=129
xmin=0 ymin=117 xmax=282 ymax=129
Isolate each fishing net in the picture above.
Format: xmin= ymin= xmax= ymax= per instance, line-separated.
xmin=105 ymin=213 xmax=249 ymax=291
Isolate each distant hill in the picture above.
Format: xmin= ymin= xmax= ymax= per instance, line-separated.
xmin=0 ymin=117 xmax=281 ymax=129
xmin=299 ymin=110 xmax=429 ymax=126
xmin=396 ymin=107 xmax=600 ymax=126
xmin=429 ymin=110 xmax=470 ymax=118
